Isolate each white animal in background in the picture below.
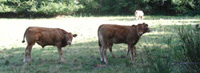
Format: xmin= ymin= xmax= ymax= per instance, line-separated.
xmin=135 ymin=10 xmax=144 ymax=20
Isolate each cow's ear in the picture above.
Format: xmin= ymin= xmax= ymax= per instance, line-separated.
xmin=143 ymin=23 xmax=148 ymax=26
xmin=132 ymin=25 xmax=136 ymax=27
xmin=137 ymin=24 xmax=142 ymax=27
xmin=136 ymin=24 xmax=143 ymax=29
xmin=73 ymin=34 xmax=77 ymax=37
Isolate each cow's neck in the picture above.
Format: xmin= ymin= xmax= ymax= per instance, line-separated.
xmin=61 ymin=37 xmax=68 ymax=47
xmin=130 ymin=33 xmax=141 ymax=45
xmin=135 ymin=29 xmax=142 ymax=38
xmin=136 ymin=34 xmax=141 ymax=41
xmin=135 ymin=30 xmax=143 ymax=42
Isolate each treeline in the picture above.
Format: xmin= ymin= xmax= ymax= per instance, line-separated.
xmin=0 ymin=0 xmax=200 ymax=17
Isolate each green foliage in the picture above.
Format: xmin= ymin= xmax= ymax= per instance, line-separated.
xmin=0 ymin=0 xmax=83 ymax=17
xmin=0 ymin=0 xmax=200 ymax=17
xmin=177 ymin=25 xmax=200 ymax=72
xmin=77 ymin=0 xmax=200 ymax=15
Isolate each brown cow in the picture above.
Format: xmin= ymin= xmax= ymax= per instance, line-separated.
xmin=98 ymin=23 xmax=150 ymax=64
xmin=22 ymin=27 xmax=77 ymax=63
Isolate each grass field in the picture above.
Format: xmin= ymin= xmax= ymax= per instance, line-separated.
xmin=0 ymin=16 xmax=200 ymax=73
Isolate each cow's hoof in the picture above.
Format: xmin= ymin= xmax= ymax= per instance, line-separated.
xmin=100 ymin=61 xmax=108 ymax=64
xmin=28 ymin=60 xmax=32 ymax=64
xmin=23 ymin=59 xmax=26 ymax=63
xmin=23 ymin=62 xmax=28 ymax=66
xmin=131 ymin=59 xmax=135 ymax=63
xmin=104 ymin=61 xmax=108 ymax=65
xmin=100 ymin=61 xmax=104 ymax=64
xmin=100 ymin=58 xmax=103 ymax=62
xmin=23 ymin=60 xmax=27 ymax=64
xmin=59 ymin=59 xmax=65 ymax=63
xmin=135 ymin=54 xmax=137 ymax=56
xmin=131 ymin=61 xmax=135 ymax=64
xmin=60 ymin=61 xmax=65 ymax=63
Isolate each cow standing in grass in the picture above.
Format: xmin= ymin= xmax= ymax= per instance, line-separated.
xmin=22 ymin=27 xmax=77 ymax=63
xmin=135 ymin=10 xmax=144 ymax=20
xmin=98 ymin=23 xmax=150 ymax=64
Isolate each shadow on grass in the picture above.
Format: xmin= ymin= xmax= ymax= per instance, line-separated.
xmin=0 ymin=24 xmax=194 ymax=73
xmin=0 ymin=12 xmax=57 ymax=19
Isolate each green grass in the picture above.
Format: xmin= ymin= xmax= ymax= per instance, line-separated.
xmin=0 ymin=16 xmax=200 ymax=73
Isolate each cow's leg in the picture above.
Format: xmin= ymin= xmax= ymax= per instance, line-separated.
xmin=141 ymin=16 xmax=143 ymax=20
xmin=99 ymin=37 xmax=107 ymax=63
xmin=57 ymin=46 xmax=65 ymax=63
xmin=133 ymin=46 xmax=137 ymax=56
xmin=98 ymin=35 xmax=108 ymax=64
xmin=98 ymin=40 xmax=104 ymax=62
xmin=23 ymin=46 xmax=28 ymax=63
xmin=127 ymin=46 xmax=136 ymax=56
xmin=23 ymin=44 xmax=33 ymax=63
xmin=100 ymin=45 xmax=104 ymax=62
xmin=128 ymin=45 xmax=134 ymax=61
xmin=127 ymin=48 xmax=130 ymax=56
xmin=27 ymin=45 xmax=33 ymax=63
xmin=109 ymin=43 xmax=115 ymax=58
xmin=136 ymin=17 xmax=138 ymax=20
xmin=103 ymin=45 xmax=108 ymax=64
xmin=140 ymin=16 xmax=143 ymax=20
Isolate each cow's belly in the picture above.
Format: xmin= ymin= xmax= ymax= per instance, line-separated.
xmin=111 ymin=38 xmax=126 ymax=44
xmin=36 ymin=40 xmax=55 ymax=47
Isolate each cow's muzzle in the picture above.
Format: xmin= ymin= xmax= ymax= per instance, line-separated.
xmin=147 ymin=29 xmax=150 ymax=32
xmin=67 ymin=42 xmax=72 ymax=45
xmin=138 ymin=32 xmax=143 ymax=36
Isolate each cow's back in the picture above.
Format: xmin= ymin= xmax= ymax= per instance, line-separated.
xmin=135 ymin=10 xmax=144 ymax=16
xmin=25 ymin=27 xmax=65 ymax=46
xmin=98 ymin=24 xmax=136 ymax=44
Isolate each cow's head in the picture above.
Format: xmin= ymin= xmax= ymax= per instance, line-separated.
xmin=66 ymin=33 xmax=77 ymax=45
xmin=136 ymin=23 xmax=150 ymax=36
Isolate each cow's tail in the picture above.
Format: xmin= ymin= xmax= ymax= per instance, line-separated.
xmin=98 ymin=25 xmax=104 ymax=47
xmin=98 ymin=25 xmax=101 ymax=46
xmin=22 ymin=28 xmax=29 ymax=43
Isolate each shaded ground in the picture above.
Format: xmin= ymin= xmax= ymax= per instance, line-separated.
xmin=0 ymin=12 xmax=57 ymax=18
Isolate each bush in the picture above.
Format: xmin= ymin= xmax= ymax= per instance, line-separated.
xmin=177 ymin=25 xmax=200 ymax=72
xmin=0 ymin=0 xmax=83 ymax=17
xmin=0 ymin=0 xmax=200 ymax=17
